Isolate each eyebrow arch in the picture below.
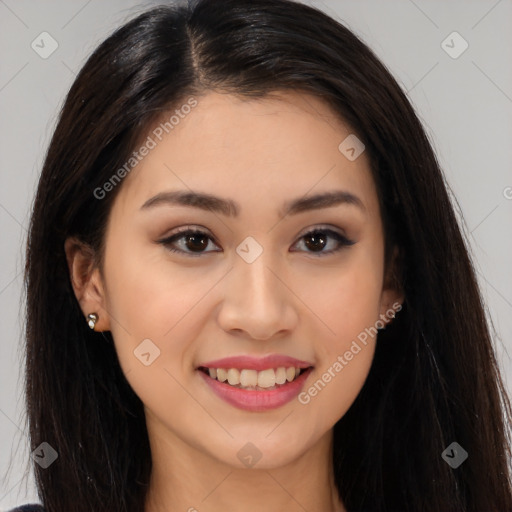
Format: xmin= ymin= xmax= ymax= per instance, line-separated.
xmin=140 ymin=189 xmax=365 ymax=217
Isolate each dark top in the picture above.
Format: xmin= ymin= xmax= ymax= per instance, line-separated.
xmin=8 ymin=506 xmax=44 ymax=512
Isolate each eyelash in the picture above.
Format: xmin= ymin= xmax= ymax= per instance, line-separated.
xmin=157 ymin=226 xmax=355 ymax=257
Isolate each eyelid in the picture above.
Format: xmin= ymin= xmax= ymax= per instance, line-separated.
xmin=157 ymin=224 xmax=355 ymax=257
xmin=162 ymin=224 xmax=215 ymax=239
xmin=295 ymin=223 xmax=348 ymax=239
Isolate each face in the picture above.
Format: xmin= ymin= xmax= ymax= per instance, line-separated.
xmin=69 ymin=91 xmax=401 ymax=470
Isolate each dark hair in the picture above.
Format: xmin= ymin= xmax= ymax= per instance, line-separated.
xmin=22 ymin=0 xmax=512 ymax=510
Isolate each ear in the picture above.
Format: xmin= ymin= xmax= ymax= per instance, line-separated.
xmin=378 ymin=245 xmax=405 ymax=326
xmin=64 ymin=237 xmax=111 ymax=332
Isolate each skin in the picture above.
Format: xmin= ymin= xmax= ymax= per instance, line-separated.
xmin=66 ymin=90 xmax=403 ymax=512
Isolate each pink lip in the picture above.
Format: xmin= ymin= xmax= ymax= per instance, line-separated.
xmin=197 ymin=367 xmax=313 ymax=411
xmin=197 ymin=354 xmax=313 ymax=371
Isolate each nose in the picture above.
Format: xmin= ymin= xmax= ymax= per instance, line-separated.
xmin=217 ymin=249 xmax=298 ymax=340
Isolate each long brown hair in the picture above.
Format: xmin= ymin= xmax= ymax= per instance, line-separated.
xmin=23 ymin=0 xmax=512 ymax=510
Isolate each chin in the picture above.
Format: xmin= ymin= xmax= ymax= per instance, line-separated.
xmin=210 ymin=433 xmax=311 ymax=470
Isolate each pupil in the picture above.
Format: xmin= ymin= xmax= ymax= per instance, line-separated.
xmin=305 ymin=233 xmax=326 ymax=251
xmin=186 ymin=234 xmax=208 ymax=251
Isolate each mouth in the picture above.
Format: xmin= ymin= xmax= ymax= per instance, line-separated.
xmin=197 ymin=365 xmax=312 ymax=391
xmin=197 ymin=364 xmax=314 ymax=411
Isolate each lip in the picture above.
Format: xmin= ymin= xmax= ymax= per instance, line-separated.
xmin=197 ymin=354 xmax=313 ymax=371
xmin=197 ymin=366 xmax=314 ymax=411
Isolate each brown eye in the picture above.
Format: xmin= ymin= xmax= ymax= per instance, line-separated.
xmin=159 ymin=228 xmax=220 ymax=257
xmin=158 ymin=226 xmax=355 ymax=257
xmin=291 ymin=228 xmax=355 ymax=256
xmin=182 ymin=232 xmax=209 ymax=252
xmin=303 ymin=232 xmax=328 ymax=252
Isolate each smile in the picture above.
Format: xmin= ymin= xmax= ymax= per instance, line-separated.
xmin=197 ymin=365 xmax=314 ymax=411
xmin=198 ymin=366 xmax=309 ymax=390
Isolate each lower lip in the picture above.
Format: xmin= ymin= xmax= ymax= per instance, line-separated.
xmin=197 ymin=367 xmax=313 ymax=411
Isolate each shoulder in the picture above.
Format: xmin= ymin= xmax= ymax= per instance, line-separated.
xmin=7 ymin=505 xmax=44 ymax=512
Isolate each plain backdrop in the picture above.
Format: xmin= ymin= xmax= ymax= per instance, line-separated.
xmin=1 ymin=0 xmax=511 ymax=508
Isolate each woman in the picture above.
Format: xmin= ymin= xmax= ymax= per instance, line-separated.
xmin=13 ymin=0 xmax=512 ymax=510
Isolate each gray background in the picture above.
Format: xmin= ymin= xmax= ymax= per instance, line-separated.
xmin=1 ymin=0 xmax=511 ymax=508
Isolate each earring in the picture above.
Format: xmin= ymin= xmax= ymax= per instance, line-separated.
xmin=87 ymin=313 xmax=98 ymax=330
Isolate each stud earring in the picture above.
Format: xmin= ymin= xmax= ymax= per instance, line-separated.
xmin=87 ymin=313 xmax=98 ymax=330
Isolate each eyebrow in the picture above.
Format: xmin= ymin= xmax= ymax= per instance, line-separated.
xmin=140 ymin=189 xmax=365 ymax=217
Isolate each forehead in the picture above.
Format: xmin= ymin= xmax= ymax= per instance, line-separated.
xmin=112 ymin=90 xmax=378 ymax=218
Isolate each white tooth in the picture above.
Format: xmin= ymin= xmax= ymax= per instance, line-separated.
xmin=227 ymin=368 xmax=240 ymax=385
xmin=275 ymin=367 xmax=287 ymax=385
xmin=295 ymin=367 xmax=301 ymax=377
xmin=240 ymin=369 xmax=258 ymax=387
xmin=208 ymin=368 xmax=217 ymax=379
xmin=257 ymin=368 xmax=276 ymax=388
xmin=216 ymin=368 xmax=228 ymax=382
xmin=286 ymin=367 xmax=295 ymax=382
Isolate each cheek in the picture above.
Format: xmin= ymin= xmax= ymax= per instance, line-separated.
xmin=296 ymin=243 xmax=384 ymax=346
xmin=101 ymin=233 xmax=203 ymax=369
xmin=297 ymin=342 xmax=375 ymax=431
xmin=293 ymin=246 xmax=383 ymax=421
xmin=296 ymin=275 xmax=380 ymax=427
xmin=101 ymin=247 xmax=213 ymax=416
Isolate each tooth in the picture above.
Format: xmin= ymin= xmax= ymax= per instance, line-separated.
xmin=240 ymin=369 xmax=258 ymax=387
xmin=215 ymin=366 xmax=302 ymax=388
xmin=227 ymin=368 xmax=240 ymax=385
xmin=216 ymin=368 xmax=228 ymax=382
xmin=257 ymin=368 xmax=276 ymax=388
xmin=275 ymin=367 xmax=287 ymax=385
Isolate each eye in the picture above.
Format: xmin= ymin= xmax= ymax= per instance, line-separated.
xmin=158 ymin=227 xmax=220 ymax=257
xmin=158 ymin=225 xmax=355 ymax=257
xmin=290 ymin=227 xmax=355 ymax=256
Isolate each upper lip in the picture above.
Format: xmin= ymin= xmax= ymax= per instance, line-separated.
xmin=197 ymin=354 xmax=314 ymax=371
